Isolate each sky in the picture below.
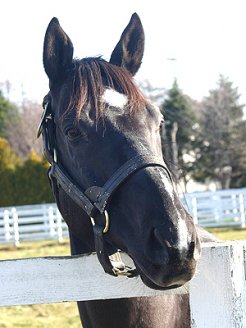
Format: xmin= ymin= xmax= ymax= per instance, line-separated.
xmin=1 ymin=0 xmax=246 ymax=105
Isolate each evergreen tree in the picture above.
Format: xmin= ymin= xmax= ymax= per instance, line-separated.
xmin=160 ymin=80 xmax=197 ymax=186
xmin=193 ymin=75 xmax=246 ymax=189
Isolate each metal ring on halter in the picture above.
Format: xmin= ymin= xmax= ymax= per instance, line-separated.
xmin=53 ymin=148 xmax=58 ymax=163
xmin=90 ymin=210 xmax=110 ymax=234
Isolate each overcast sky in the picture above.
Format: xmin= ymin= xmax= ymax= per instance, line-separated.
xmin=1 ymin=0 xmax=246 ymax=105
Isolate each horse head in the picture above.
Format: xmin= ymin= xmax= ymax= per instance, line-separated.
xmin=41 ymin=13 xmax=201 ymax=290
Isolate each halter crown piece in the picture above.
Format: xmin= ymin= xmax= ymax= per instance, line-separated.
xmin=38 ymin=99 xmax=169 ymax=277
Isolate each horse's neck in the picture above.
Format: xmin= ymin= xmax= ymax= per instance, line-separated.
xmin=77 ymin=296 xmax=190 ymax=328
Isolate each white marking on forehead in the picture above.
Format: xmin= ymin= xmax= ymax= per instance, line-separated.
xmin=102 ymin=88 xmax=128 ymax=109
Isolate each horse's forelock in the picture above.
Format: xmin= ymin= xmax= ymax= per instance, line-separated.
xmin=68 ymin=57 xmax=146 ymax=120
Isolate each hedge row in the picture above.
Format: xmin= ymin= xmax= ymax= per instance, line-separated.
xmin=0 ymin=138 xmax=54 ymax=207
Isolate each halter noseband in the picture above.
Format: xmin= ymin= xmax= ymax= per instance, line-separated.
xmin=38 ymin=100 xmax=170 ymax=277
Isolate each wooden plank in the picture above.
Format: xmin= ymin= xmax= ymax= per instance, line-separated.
xmin=0 ymin=253 xmax=187 ymax=307
xmin=0 ymin=241 xmax=246 ymax=328
xmin=190 ymin=241 xmax=246 ymax=328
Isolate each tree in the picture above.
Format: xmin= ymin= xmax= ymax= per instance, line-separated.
xmin=160 ymin=80 xmax=197 ymax=186
xmin=4 ymin=99 xmax=43 ymax=158
xmin=193 ymin=75 xmax=246 ymax=189
xmin=0 ymin=137 xmax=21 ymax=206
xmin=0 ymin=90 xmax=19 ymax=138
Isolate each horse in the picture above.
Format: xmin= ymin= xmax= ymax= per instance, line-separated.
xmin=39 ymin=13 xmax=202 ymax=328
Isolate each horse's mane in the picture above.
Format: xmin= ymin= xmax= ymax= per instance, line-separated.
xmin=69 ymin=57 xmax=146 ymax=120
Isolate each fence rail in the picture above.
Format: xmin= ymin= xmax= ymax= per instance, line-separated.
xmin=0 ymin=188 xmax=246 ymax=245
xmin=0 ymin=241 xmax=245 ymax=328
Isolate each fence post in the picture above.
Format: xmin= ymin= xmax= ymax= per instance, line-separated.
xmin=11 ymin=208 xmax=20 ymax=247
xmin=56 ymin=209 xmax=64 ymax=243
xmin=191 ymin=196 xmax=198 ymax=224
xmin=43 ymin=205 xmax=49 ymax=235
xmin=213 ymin=194 xmax=221 ymax=223
xmin=239 ymin=193 xmax=245 ymax=228
xmin=3 ymin=210 xmax=11 ymax=242
xmin=48 ymin=206 xmax=56 ymax=238
xmin=190 ymin=242 xmax=246 ymax=328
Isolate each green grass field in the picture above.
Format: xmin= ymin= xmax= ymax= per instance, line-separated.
xmin=207 ymin=226 xmax=246 ymax=240
xmin=0 ymin=227 xmax=245 ymax=327
xmin=0 ymin=240 xmax=81 ymax=328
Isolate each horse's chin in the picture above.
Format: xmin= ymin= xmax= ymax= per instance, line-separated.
xmin=139 ymin=272 xmax=183 ymax=290
xmin=132 ymin=260 xmax=192 ymax=291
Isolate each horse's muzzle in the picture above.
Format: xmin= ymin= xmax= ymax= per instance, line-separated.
xmin=131 ymin=227 xmax=201 ymax=290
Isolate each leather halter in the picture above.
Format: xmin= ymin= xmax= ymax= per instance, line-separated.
xmin=38 ymin=100 xmax=170 ymax=277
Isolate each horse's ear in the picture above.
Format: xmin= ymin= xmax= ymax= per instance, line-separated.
xmin=43 ymin=17 xmax=74 ymax=82
xmin=110 ymin=13 xmax=144 ymax=76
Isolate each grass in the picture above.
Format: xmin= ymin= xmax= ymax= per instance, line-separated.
xmin=0 ymin=303 xmax=80 ymax=328
xmin=0 ymin=240 xmax=71 ymax=260
xmin=0 ymin=227 xmax=245 ymax=327
xmin=0 ymin=240 xmax=81 ymax=328
xmin=207 ymin=226 xmax=246 ymax=240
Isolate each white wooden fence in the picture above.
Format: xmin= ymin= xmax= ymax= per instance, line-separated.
xmin=0 ymin=188 xmax=245 ymax=245
xmin=0 ymin=241 xmax=245 ymax=327
xmin=0 ymin=203 xmax=68 ymax=245
xmin=183 ymin=188 xmax=246 ymax=228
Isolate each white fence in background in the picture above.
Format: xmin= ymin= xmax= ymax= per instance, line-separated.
xmin=0 ymin=188 xmax=245 ymax=245
xmin=0 ymin=203 xmax=69 ymax=245
xmin=0 ymin=241 xmax=246 ymax=328
xmin=183 ymin=188 xmax=246 ymax=228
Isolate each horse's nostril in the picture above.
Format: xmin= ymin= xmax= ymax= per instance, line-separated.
xmin=188 ymin=241 xmax=195 ymax=258
xmin=164 ymin=240 xmax=172 ymax=249
xmin=153 ymin=228 xmax=177 ymax=252
xmin=148 ymin=228 xmax=170 ymax=265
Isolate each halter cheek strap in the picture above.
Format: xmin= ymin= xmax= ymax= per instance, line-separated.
xmin=38 ymin=100 xmax=170 ymax=277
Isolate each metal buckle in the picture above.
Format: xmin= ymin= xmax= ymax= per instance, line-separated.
xmin=90 ymin=210 xmax=110 ymax=234
xmin=109 ymin=252 xmax=138 ymax=277
xmin=112 ymin=268 xmax=131 ymax=276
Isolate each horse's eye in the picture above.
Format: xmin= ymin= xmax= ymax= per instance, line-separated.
xmin=66 ymin=128 xmax=81 ymax=140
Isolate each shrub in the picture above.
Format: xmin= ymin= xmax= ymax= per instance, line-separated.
xmin=0 ymin=144 xmax=54 ymax=206
xmin=0 ymin=137 xmax=20 ymax=172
